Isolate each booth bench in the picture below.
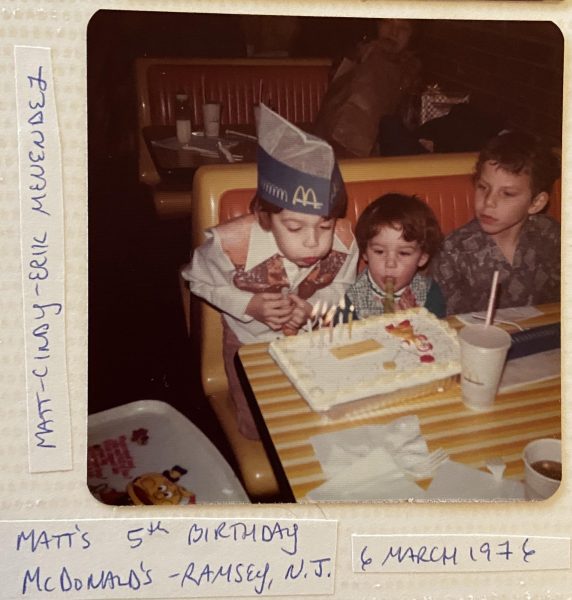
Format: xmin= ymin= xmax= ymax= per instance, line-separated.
xmin=135 ymin=57 xmax=332 ymax=218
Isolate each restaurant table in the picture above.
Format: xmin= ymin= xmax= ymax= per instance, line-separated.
xmin=238 ymin=303 xmax=561 ymax=502
xmin=143 ymin=124 xmax=259 ymax=186
xmin=143 ymin=121 xmax=325 ymax=187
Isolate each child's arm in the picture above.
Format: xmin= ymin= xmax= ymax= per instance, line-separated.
xmin=183 ymin=232 xmax=257 ymax=323
xmin=431 ymin=241 xmax=472 ymax=316
xmin=424 ymin=280 xmax=447 ymax=319
xmin=184 ymin=231 xmax=295 ymax=330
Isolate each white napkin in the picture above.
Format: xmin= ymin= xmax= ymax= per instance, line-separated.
xmin=426 ymin=460 xmax=525 ymax=500
xmin=305 ymin=416 xmax=429 ymax=501
xmin=305 ymin=446 xmax=424 ymax=501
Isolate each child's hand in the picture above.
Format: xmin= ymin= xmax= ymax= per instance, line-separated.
xmin=282 ymin=294 xmax=313 ymax=333
xmin=397 ymin=286 xmax=418 ymax=310
xmin=245 ymin=292 xmax=293 ymax=331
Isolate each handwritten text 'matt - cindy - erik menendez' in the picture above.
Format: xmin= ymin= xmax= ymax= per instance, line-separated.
xmin=16 ymin=45 xmax=72 ymax=472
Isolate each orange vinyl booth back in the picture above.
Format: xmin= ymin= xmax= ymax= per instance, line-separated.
xmin=135 ymin=58 xmax=331 ymax=218
xmin=190 ymin=152 xmax=561 ymax=499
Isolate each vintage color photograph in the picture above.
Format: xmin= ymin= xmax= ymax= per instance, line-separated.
xmin=87 ymin=10 xmax=562 ymax=506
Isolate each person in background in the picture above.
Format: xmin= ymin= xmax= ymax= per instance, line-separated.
xmin=314 ymin=18 xmax=421 ymax=158
xmin=432 ymin=131 xmax=560 ymax=315
xmin=183 ymin=105 xmax=359 ymax=439
xmin=339 ymin=193 xmax=445 ymax=321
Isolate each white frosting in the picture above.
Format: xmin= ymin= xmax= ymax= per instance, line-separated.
xmin=269 ymin=307 xmax=461 ymax=412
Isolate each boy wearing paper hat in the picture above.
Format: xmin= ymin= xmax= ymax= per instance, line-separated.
xmin=183 ymin=105 xmax=359 ymax=439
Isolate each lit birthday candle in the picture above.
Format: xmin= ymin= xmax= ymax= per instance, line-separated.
xmin=280 ymin=287 xmax=296 ymax=336
xmin=348 ymin=304 xmax=355 ymax=339
xmin=325 ymin=304 xmax=337 ymax=344
xmin=333 ymin=296 xmax=345 ymax=342
xmin=318 ymin=302 xmax=328 ymax=348
xmin=336 ymin=295 xmax=345 ymax=326
xmin=308 ymin=300 xmax=321 ymax=333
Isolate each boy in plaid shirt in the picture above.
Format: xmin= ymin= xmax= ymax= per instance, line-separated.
xmin=339 ymin=193 xmax=445 ymax=321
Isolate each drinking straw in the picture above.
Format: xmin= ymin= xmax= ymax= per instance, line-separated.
xmin=485 ymin=270 xmax=500 ymax=327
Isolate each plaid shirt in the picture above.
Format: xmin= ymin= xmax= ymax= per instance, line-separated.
xmin=432 ymin=215 xmax=560 ymax=316
xmin=338 ymin=269 xmax=444 ymax=321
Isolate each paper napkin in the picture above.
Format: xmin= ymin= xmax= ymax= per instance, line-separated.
xmin=426 ymin=460 xmax=525 ymax=500
xmin=304 ymin=416 xmax=430 ymax=501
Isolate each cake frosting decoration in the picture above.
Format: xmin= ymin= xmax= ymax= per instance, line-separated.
xmin=268 ymin=307 xmax=461 ymax=413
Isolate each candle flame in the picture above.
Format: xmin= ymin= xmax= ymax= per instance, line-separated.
xmin=324 ymin=304 xmax=337 ymax=326
xmin=310 ymin=300 xmax=321 ymax=319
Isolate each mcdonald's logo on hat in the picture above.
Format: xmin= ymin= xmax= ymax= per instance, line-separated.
xmin=292 ymin=186 xmax=324 ymax=211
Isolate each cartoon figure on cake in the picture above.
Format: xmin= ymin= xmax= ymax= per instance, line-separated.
xmin=127 ymin=465 xmax=196 ymax=506
xmin=385 ymin=319 xmax=435 ymax=361
xmin=183 ymin=104 xmax=359 ymax=439
xmin=337 ymin=193 xmax=445 ymax=324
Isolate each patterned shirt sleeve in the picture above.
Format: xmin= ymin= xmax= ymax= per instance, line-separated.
xmin=431 ymin=229 xmax=473 ymax=315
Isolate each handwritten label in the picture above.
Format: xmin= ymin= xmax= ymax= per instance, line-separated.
xmin=353 ymin=534 xmax=570 ymax=573
xmin=14 ymin=46 xmax=71 ymax=472
xmin=0 ymin=518 xmax=336 ymax=598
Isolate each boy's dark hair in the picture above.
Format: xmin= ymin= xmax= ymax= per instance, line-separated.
xmin=474 ymin=131 xmax=560 ymax=198
xmin=355 ymin=193 xmax=443 ymax=259
xmin=249 ymin=186 xmax=348 ymax=230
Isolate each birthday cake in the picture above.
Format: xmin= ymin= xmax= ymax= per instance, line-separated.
xmin=268 ymin=307 xmax=461 ymax=414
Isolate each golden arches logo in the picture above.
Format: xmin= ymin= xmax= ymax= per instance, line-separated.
xmin=292 ymin=185 xmax=323 ymax=210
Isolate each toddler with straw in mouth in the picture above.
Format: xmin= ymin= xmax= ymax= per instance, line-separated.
xmin=338 ymin=192 xmax=445 ymax=323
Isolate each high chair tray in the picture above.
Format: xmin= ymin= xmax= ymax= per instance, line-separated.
xmin=88 ymin=399 xmax=249 ymax=505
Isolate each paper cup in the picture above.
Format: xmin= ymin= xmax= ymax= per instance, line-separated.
xmin=203 ymin=102 xmax=221 ymax=137
xmin=458 ymin=324 xmax=511 ymax=411
xmin=523 ymin=438 xmax=562 ymax=500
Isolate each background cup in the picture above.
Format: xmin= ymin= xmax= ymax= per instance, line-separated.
xmin=203 ymin=102 xmax=221 ymax=137
xmin=523 ymin=438 xmax=561 ymax=500
xmin=458 ymin=324 xmax=512 ymax=411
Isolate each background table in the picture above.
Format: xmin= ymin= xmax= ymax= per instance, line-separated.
xmin=143 ymin=125 xmax=258 ymax=185
xmin=238 ymin=303 xmax=560 ymax=501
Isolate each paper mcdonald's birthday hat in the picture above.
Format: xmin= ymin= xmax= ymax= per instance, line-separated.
xmin=256 ymin=103 xmax=344 ymax=217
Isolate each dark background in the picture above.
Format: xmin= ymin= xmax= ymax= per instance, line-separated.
xmin=87 ymin=10 xmax=563 ymax=467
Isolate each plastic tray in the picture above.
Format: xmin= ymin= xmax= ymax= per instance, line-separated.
xmin=87 ymin=399 xmax=249 ymax=505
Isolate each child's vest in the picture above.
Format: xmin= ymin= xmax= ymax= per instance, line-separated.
xmin=217 ymin=214 xmax=353 ymax=300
